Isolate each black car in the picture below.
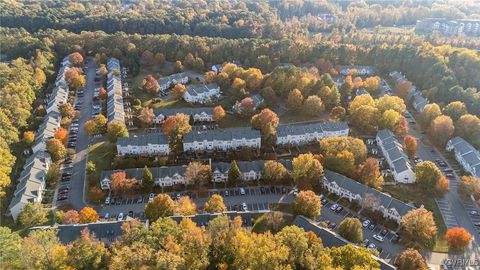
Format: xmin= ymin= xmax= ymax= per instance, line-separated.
xmin=260 ymin=187 xmax=266 ymax=194
xmin=335 ymin=206 xmax=343 ymax=213
xmin=368 ymin=223 xmax=376 ymax=230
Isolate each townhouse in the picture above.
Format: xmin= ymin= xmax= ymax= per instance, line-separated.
xmin=116 ymin=133 xmax=170 ymax=156
xmin=100 ymin=160 xmax=292 ymax=189
xmin=183 ymin=83 xmax=221 ymax=104
xmin=158 ymin=72 xmax=189 ymax=91
xmin=322 ymin=170 xmax=415 ymax=224
xmin=8 ymin=152 xmax=52 ymax=221
xmin=211 ymin=64 xmax=223 ymax=74
xmin=31 ymin=111 xmax=62 ymax=153
xmin=106 ymin=58 xmax=126 ymax=123
xmin=276 ymin=121 xmax=349 ymax=146
xmin=183 ymin=127 xmax=261 ymax=152
xmin=153 ymin=107 xmax=215 ymax=124
xmin=46 ymin=85 xmax=69 ymax=114
xmin=389 ymin=71 xmax=428 ymax=112
xmin=446 ymin=137 xmax=480 ymax=177
xmin=233 ymin=93 xmax=265 ymax=114
xmin=376 ymin=129 xmax=415 ymax=183
xmin=340 ymin=65 xmax=374 ymax=76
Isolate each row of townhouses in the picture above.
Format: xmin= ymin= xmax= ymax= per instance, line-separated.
xmin=100 ymin=160 xmax=292 ymax=189
xmin=340 ymin=65 xmax=375 ymax=76
xmin=158 ymin=72 xmax=189 ymax=91
xmin=416 ymin=18 xmax=480 ymax=37
xmin=153 ymin=107 xmax=214 ymax=124
xmin=322 ymin=170 xmax=415 ymax=224
xmin=117 ymin=122 xmax=349 ymax=156
xmin=376 ymin=129 xmax=416 ymax=184
xmin=446 ymin=137 xmax=480 ymax=178
xmin=106 ymin=58 xmax=125 ymax=123
xmin=183 ymin=83 xmax=221 ymax=104
xmin=9 ymin=55 xmax=72 ymax=221
xmin=389 ymin=71 xmax=428 ymax=112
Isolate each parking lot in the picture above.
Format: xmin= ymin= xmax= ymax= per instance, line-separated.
xmin=316 ymin=194 xmax=404 ymax=261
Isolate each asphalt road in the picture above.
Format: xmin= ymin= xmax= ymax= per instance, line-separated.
xmin=58 ymin=59 xmax=96 ymax=210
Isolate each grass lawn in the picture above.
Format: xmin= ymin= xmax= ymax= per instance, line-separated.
xmin=148 ymin=99 xmax=190 ymax=110
xmin=219 ymin=114 xmax=252 ymax=128
xmin=279 ymin=111 xmax=330 ymax=124
xmin=383 ymin=184 xmax=449 ymax=252
xmin=88 ymin=141 xmax=116 ymax=182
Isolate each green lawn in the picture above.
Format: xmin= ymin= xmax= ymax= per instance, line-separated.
xmin=87 ymin=141 xmax=116 ymax=181
xmin=279 ymin=111 xmax=330 ymax=124
xmin=383 ymin=184 xmax=449 ymax=252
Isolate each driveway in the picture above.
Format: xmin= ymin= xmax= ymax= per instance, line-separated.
xmin=57 ymin=59 xmax=96 ymax=210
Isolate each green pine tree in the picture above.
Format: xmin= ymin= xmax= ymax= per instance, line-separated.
xmin=142 ymin=166 xmax=154 ymax=190
xmin=228 ymin=160 xmax=241 ymax=186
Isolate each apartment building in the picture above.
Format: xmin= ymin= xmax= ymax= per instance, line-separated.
xmin=183 ymin=83 xmax=221 ymax=104
xmin=106 ymin=58 xmax=125 ymax=123
xmin=183 ymin=127 xmax=261 ymax=152
xmin=446 ymin=137 xmax=480 ymax=178
xmin=276 ymin=121 xmax=349 ymax=146
xmin=153 ymin=107 xmax=215 ymax=124
xmin=158 ymin=72 xmax=189 ymax=91
xmin=376 ymin=129 xmax=415 ymax=183
xmin=116 ymin=133 xmax=170 ymax=156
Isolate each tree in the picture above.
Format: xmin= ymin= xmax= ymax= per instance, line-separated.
xmin=154 ymin=52 xmax=165 ymax=67
xmin=403 ymin=135 xmax=417 ymax=159
xmin=379 ymin=109 xmax=401 ymax=131
xmin=251 ymin=108 xmax=279 ymax=135
xmin=349 ymin=93 xmax=375 ymax=113
xmin=317 ymin=85 xmax=340 ymax=109
xmin=110 ymin=171 xmax=137 ymax=194
xmin=456 ymin=114 xmax=480 ymax=148
xmin=145 ymin=194 xmax=175 ymax=222
xmin=23 ymin=131 xmax=35 ymax=145
xmin=88 ymin=186 xmax=105 ymax=204
xmin=65 ymin=68 xmax=85 ymax=91
xmin=84 ymin=114 xmax=107 ymax=136
xmin=21 ymin=229 xmax=68 ymax=270
xmin=98 ymin=87 xmax=107 ymax=99
xmin=79 ymin=207 xmax=99 ymax=223
xmin=445 ymin=227 xmax=472 ymax=250
xmin=228 ymin=160 xmax=242 ymax=185
xmin=175 ymin=196 xmax=197 ymax=215
xmin=338 ymin=218 xmax=363 ymax=243
xmin=69 ymin=52 xmax=84 ymax=67
xmin=435 ymin=175 xmax=450 ymax=196
xmin=184 ymin=161 xmax=211 ymax=188
xmin=107 ymin=120 xmax=128 ymax=142
xmin=46 ymin=138 xmax=66 ymax=161
xmin=204 ymin=194 xmax=227 ymax=213
xmin=287 ymin=89 xmax=304 ymax=112
xmin=59 ymin=103 xmax=76 ymax=119
xmin=67 ymin=229 xmax=108 ymax=270
xmin=349 ymin=105 xmax=379 ymax=134
xmin=394 ymin=80 xmax=412 ymax=99
xmin=18 ymin=203 xmax=48 ymax=228
xmin=364 ymin=76 xmax=381 ymax=95
xmin=162 ymin=113 xmax=192 ymax=143
xmin=304 ymin=95 xmax=325 ymax=116
xmin=429 ymin=115 xmax=454 ymax=147
xmin=419 ymin=103 xmax=441 ymax=128
xmin=172 ymin=83 xmax=186 ymax=100
xmin=401 ymin=208 xmax=437 ymax=249
xmin=340 ymin=75 xmax=353 ymax=100
xmin=62 ymin=210 xmax=80 ymax=224
xmin=174 ymin=60 xmax=184 ymax=72
xmin=323 ymin=150 xmax=356 ymax=176
xmin=0 ymin=227 xmax=22 ymax=269
xmin=204 ymin=71 xmax=216 ymax=83
xmin=212 ymin=105 xmax=226 ymax=122
xmin=292 ymin=153 xmax=323 ymax=188
xmin=141 ymin=166 xmax=154 ymax=190
xmin=375 ymin=95 xmax=406 ymax=114
xmin=54 ymin=127 xmax=69 ymax=144
xmin=457 ymin=175 xmax=480 ymax=198
xmin=263 ymin=160 xmax=289 ymax=184
xmin=141 ymin=50 xmax=155 ymax=66
xmin=138 ymin=107 xmax=154 ymax=127
xmin=231 ymin=77 xmax=246 ymax=92
xmin=394 ymin=248 xmax=428 ymax=270
xmin=330 ymin=245 xmax=380 ymax=270
xmin=238 ymin=97 xmax=256 ymax=117
xmin=98 ymin=66 xmax=108 ymax=77
xmin=293 ymin=191 xmax=321 ymax=219
xmin=416 ymin=161 xmax=441 ymax=190
xmin=443 ymin=101 xmax=467 ymax=122
xmin=319 ymin=136 xmax=368 ymax=164
xmin=329 ymin=106 xmax=346 ymax=121
xmin=355 ymin=157 xmax=384 ymax=189
xmin=142 ymin=74 xmax=160 ymax=94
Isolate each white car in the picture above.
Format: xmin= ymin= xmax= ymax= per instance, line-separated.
xmin=117 ymin=213 xmax=124 ymax=221
xmin=240 ymin=188 xmax=246 ymax=195
xmin=148 ymin=193 xmax=155 ymax=202
xmin=367 ymin=243 xmax=376 ymax=249
xmin=104 ymin=196 xmax=110 ymax=205
xmin=373 ymin=234 xmax=384 ymax=242
xmin=362 ymin=220 xmax=371 ymax=228
xmin=330 ymin=204 xmax=338 ymax=211
xmin=242 ymin=202 xmax=248 ymax=211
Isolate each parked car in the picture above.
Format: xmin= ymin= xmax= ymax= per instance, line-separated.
xmin=224 ymin=190 xmax=229 ymax=197
xmin=335 ymin=206 xmax=343 ymax=213
xmin=362 ymin=220 xmax=371 ymax=228
xmin=260 ymin=187 xmax=266 ymax=194
xmin=373 ymin=234 xmax=385 ymax=242
xmin=242 ymin=202 xmax=248 ymax=211
xmin=148 ymin=193 xmax=155 ymax=202
xmin=367 ymin=243 xmax=376 ymax=249
xmin=240 ymin=188 xmax=246 ymax=195
xmin=105 ymin=196 xmax=110 ymax=205
xmin=469 ymin=210 xmax=479 ymax=216
xmin=330 ymin=204 xmax=338 ymax=211
xmin=368 ymin=223 xmax=376 ymax=230
xmin=117 ymin=213 xmax=124 ymax=221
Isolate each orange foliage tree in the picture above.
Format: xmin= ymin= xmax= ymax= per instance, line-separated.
xmin=62 ymin=210 xmax=80 ymax=224
xmin=79 ymin=207 xmax=99 ymax=223
xmin=403 ymin=135 xmax=417 ymax=159
xmin=110 ymin=171 xmax=137 ymax=195
xmin=23 ymin=131 xmax=35 ymax=145
xmin=54 ymin=127 xmax=69 ymax=144
xmin=172 ymin=83 xmax=186 ymax=100
xmin=435 ymin=175 xmax=450 ymax=195
xmin=212 ymin=105 xmax=226 ymax=122
xmin=445 ymin=227 xmax=472 ymax=250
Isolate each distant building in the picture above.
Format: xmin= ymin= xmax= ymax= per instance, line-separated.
xmin=183 ymin=83 xmax=221 ymax=104
xmin=183 ymin=127 xmax=261 ymax=152
xmin=416 ymin=18 xmax=480 ymax=37
xmin=106 ymin=58 xmax=126 ymax=123
xmin=232 ymin=93 xmax=265 ymax=114
xmin=116 ymin=134 xmax=170 ymax=156
xmin=153 ymin=107 xmax=215 ymax=124
xmin=158 ymin=72 xmax=189 ymax=91
xmin=376 ymin=129 xmax=415 ymax=183
xmin=446 ymin=137 xmax=480 ymax=178
xmin=276 ymin=122 xmax=349 ymax=146
xmin=211 ymin=64 xmax=223 ymax=74
xmin=340 ymin=65 xmax=374 ymax=76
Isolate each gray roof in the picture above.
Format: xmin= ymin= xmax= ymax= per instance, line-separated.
xmin=323 ymin=170 xmax=414 ymax=217
xmin=376 ymin=129 xmax=392 ymax=141
xmin=154 ymin=107 xmax=214 ymax=118
xmin=33 ymin=111 xmax=61 ymax=146
xmin=377 ymin=129 xmax=411 ymax=173
xmin=158 ymin=72 xmax=188 ymax=86
xmin=292 ymin=216 xmax=396 ymax=270
xmin=449 ymin=137 xmax=477 ymax=156
xmin=107 ymin=58 xmax=124 ymax=123
xmin=250 ymin=94 xmax=264 ymax=106
xmin=117 ymin=133 xmax=169 ymax=147
xmin=183 ymin=127 xmax=260 ymax=143
xmin=186 ymin=83 xmax=219 ymax=97
xmin=276 ymin=121 xmax=348 ymax=137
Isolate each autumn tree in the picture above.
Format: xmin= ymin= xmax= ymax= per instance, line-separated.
xmin=46 ymin=138 xmax=66 ymax=161
xmin=59 ymin=103 xmax=77 ymax=119
xmin=419 ymin=103 xmax=441 ymax=128
xmin=141 ymin=166 xmax=154 ymax=190
xmin=457 ymin=176 xmax=480 ymax=197
xmin=231 ymin=77 xmax=246 ymax=92
xmin=455 ymin=114 xmax=480 ymax=148
xmin=141 ymin=50 xmax=155 ymax=66
xmin=98 ymin=66 xmax=108 ymax=77
xmin=294 ymin=190 xmax=321 ymax=219
xmin=416 ymin=161 xmax=441 ymax=190
xmin=429 ymin=115 xmax=454 ymax=147
xmin=67 ymin=229 xmax=109 ymax=270
xmin=154 ymin=52 xmax=165 ymax=67
xmin=142 ymin=74 xmax=160 ymax=94
xmin=88 ymin=186 xmax=105 ymax=204
xmin=394 ymin=248 xmax=428 ymax=270
xmin=204 ymin=194 xmax=227 ymax=213
xmin=62 ymin=210 xmax=80 ymax=224
xmin=394 ymin=80 xmax=412 ymax=99
xmin=172 ymin=83 xmax=186 ymax=100
xmin=445 ymin=227 xmax=472 ymax=250
xmin=403 ymin=135 xmax=417 ymax=159
xmin=292 ymin=153 xmax=324 ymax=188
xmin=138 ymin=107 xmax=154 ymax=127
xmin=401 ymin=208 xmax=437 ymax=249
xmin=323 ymin=150 xmax=356 ymax=176
xmin=338 ymin=217 xmax=363 ymax=243
xmin=287 ymin=89 xmax=304 ymax=112
xmin=349 ymin=105 xmax=379 ymax=134
xmin=175 ymin=196 xmax=197 ymax=216
xmin=162 ymin=113 xmax=192 ymax=144
xmin=435 ymin=175 xmax=450 ymax=196
xmin=18 ymin=203 xmax=48 ymax=228
xmin=107 ymin=120 xmax=129 ymax=142
xmin=69 ymin=52 xmax=84 ymax=67
xmin=145 ymin=194 xmax=175 ymax=222
xmin=330 ymin=245 xmax=380 ymax=270
xmin=98 ymin=87 xmax=107 ymax=99
xmin=339 ymin=75 xmax=353 ymax=100
xmin=204 ymin=71 xmax=216 ymax=83
xmin=329 ymin=106 xmax=346 ymax=121
xmin=317 ymin=85 xmax=340 ymax=109
xmin=110 ymin=171 xmax=137 ymax=194
xmin=21 ymin=229 xmax=68 ymax=269
xmin=355 ymin=157 xmax=384 ymax=189
xmin=184 ymin=161 xmax=211 ymax=188
xmin=319 ymin=136 xmax=368 ymax=164
xmin=23 ymin=131 xmax=35 ymax=145
xmin=174 ymin=60 xmax=184 ymax=72
xmin=65 ymin=68 xmax=85 ymax=91
xmin=364 ymin=76 xmax=381 ymax=95
xmin=304 ymin=95 xmax=325 ymax=116
xmin=228 ymin=160 xmax=242 ymax=186
xmin=212 ymin=105 xmax=226 ymax=122
xmin=79 ymin=207 xmax=99 ymax=223
xmin=84 ymin=114 xmax=107 ymax=136
xmin=238 ymin=97 xmax=256 ymax=117
xmin=54 ymin=127 xmax=69 ymax=144
xmin=263 ymin=160 xmax=289 ymax=184
xmin=251 ymin=108 xmax=279 ymax=136
xmin=443 ymin=101 xmax=467 ymax=122
xmin=379 ymin=109 xmax=401 ymax=131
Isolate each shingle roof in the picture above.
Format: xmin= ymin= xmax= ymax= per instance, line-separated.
xmin=106 ymin=58 xmax=125 ymax=123
xmin=185 ymin=83 xmax=219 ymax=97
xmin=183 ymin=127 xmax=260 ymax=143
xmin=276 ymin=121 xmax=348 ymax=137
xmin=158 ymin=72 xmax=188 ymax=86
xmin=33 ymin=111 xmax=61 ymax=146
xmin=376 ymin=129 xmax=412 ymax=173
xmin=154 ymin=107 xmax=214 ymax=118
xmin=117 ymin=133 xmax=169 ymax=147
